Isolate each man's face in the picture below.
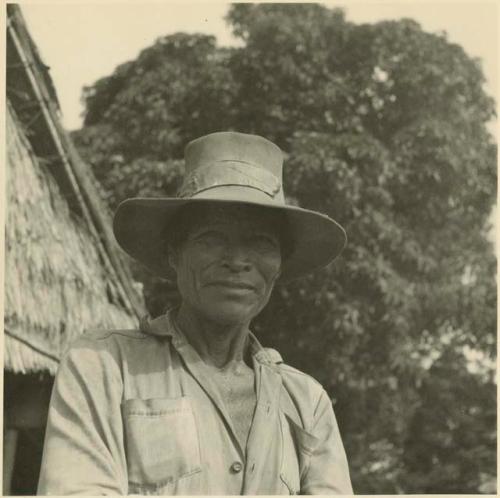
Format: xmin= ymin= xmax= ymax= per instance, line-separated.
xmin=168 ymin=206 xmax=282 ymax=326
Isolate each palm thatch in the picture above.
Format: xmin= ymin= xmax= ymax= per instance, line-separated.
xmin=5 ymin=5 xmax=144 ymax=374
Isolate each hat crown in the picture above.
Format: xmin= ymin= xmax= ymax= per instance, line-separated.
xmin=180 ymin=132 xmax=284 ymax=201
xmin=185 ymin=131 xmax=283 ymax=178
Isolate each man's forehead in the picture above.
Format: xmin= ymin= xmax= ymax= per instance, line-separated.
xmin=188 ymin=204 xmax=279 ymax=231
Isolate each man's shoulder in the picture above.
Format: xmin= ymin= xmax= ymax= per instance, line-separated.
xmin=65 ymin=327 xmax=150 ymax=354
xmin=259 ymin=348 xmax=329 ymax=427
xmin=278 ymin=362 xmax=322 ymax=387
xmin=82 ymin=327 xmax=147 ymax=342
xmin=63 ymin=321 xmax=168 ymax=366
xmin=71 ymin=313 xmax=173 ymax=349
xmin=58 ymin=318 xmax=176 ymax=383
xmin=260 ymin=347 xmax=324 ymax=394
xmin=278 ymin=361 xmax=324 ymax=397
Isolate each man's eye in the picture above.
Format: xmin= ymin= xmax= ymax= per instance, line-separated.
xmin=193 ymin=231 xmax=225 ymax=244
xmin=249 ymin=235 xmax=279 ymax=251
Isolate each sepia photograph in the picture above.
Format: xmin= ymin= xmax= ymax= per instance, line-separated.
xmin=4 ymin=1 xmax=497 ymax=495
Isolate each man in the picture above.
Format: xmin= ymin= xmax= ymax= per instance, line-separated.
xmin=38 ymin=132 xmax=353 ymax=495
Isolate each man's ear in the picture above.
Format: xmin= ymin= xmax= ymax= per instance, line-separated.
xmin=166 ymin=244 xmax=178 ymax=273
xmin=272 ymin=266 xmax=282 ymax=284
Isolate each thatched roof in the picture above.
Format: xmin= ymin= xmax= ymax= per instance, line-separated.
xmin=5 ymin=5 xmax=144 ymax=374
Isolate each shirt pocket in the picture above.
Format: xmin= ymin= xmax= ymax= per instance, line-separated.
xmin=121 ymin=396 xmax=202 ymax=492
xmin=280 ymin=414 xmax=320 ymax=495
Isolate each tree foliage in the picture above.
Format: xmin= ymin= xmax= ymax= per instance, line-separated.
xmin=72 ymin=4 xmax=496 ymax=493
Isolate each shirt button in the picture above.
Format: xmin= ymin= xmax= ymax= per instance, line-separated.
xmin=230 ymin=461 xmax=243 ymax=473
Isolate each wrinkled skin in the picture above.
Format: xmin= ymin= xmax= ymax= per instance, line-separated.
xmin=168 ymin=205 xmax=282 ymax=327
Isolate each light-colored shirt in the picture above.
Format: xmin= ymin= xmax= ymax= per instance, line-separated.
xmin=37 ymin=312 xmax=353 ymax=495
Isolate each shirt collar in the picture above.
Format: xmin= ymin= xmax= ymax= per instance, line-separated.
xmin=139 ymin=310 xmax=283 ymax=366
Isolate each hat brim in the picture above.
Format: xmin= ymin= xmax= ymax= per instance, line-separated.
xmin=113 ymin=196 xmax=347 ymax=282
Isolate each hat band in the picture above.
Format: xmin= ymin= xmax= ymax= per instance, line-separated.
xmin=179 ymin=160 xmax=283 ymax=200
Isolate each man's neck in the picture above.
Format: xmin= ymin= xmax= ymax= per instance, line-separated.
xmin=174 ymin=305 xmax=252 ymax=370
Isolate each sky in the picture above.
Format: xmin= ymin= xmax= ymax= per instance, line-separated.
xmin=19 ymin=1 xmax=498 ymax=132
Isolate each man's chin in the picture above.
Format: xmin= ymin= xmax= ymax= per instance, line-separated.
xmin=200 ymin=303 xmax=259 ymax=326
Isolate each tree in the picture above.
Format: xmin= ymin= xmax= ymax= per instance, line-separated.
xmin=72 ymin=4 xmax=496 ymax=493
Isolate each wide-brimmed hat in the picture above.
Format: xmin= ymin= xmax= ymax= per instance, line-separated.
xmin=113 ymin=132 xmax=346 ymax=281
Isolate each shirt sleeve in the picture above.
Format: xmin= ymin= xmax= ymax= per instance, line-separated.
xmin=301 ymin=389 xmax=353 ymax=495
xmin=37 ymin=335 xmax=128 ymax=495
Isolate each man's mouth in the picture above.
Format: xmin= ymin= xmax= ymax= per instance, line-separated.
xmin=206 ymin=280 xmax=256 ymax=291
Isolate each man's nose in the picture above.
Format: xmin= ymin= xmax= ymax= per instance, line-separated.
xmin=222 ymin=243 xmax=252 ymax=272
